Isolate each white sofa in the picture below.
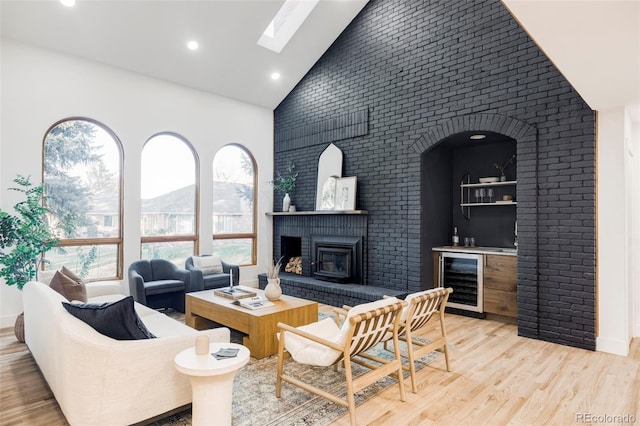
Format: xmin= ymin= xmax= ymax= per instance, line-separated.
xmin=23 ymin=280 xmax=230 ymax=426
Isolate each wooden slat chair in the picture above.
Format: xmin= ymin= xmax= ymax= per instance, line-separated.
xmin=276 ymin=297 xmax=407 ymax=426
xmin=383 ymin=286 xmax=453 ymax=393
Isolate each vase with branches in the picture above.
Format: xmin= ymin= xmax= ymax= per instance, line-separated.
xmin=270 ymin=162 xmax=298 ymax=212
xmin=493 ymin=154 xmax=516 ymax=181
xmin=265 ymin=257 xmax=283 ymax=300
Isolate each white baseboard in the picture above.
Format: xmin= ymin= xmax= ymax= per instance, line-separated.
xmin=597 ymin=336 xmax=631 ymax=356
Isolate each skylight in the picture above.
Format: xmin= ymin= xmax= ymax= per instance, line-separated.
xmin=257 ymin=0 xmax=320 ymax=53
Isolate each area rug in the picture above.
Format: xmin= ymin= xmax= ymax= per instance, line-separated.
xmin=157 ymin=313 xmax=445 ymax=426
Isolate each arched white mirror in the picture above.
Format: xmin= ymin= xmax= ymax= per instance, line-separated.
xmin=316 ymin=143 xmax=343 ymax=210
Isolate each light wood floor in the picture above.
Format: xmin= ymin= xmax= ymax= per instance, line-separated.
xmin=1 ymin=307 xmax=638 ymax=425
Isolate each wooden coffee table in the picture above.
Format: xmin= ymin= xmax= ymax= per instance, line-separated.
xmin=185 ymin=287 xmax=318 ymax=359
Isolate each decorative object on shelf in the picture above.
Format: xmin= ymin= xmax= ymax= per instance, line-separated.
xmin=335 ymin=176 xmax=357 ymax=211
xmin=478 ymin=177 xmax=500 ymax=183
xmin=316 ymin=143 xmax=343 ymax=210
xmin=503 ymin=194 xmax=513 ymax=201
xmin=0 ymin=175 xmax=75 ymax=342
xmin=270 ymin=161 xmax=297 ymax=212
xmin=282 ymin=193 xmax=291 ymax=212
xmin=320 ymin=176 xmax=338 ymax=210
xmin=288 ymin=205 xmax=296 ymax=212
xmin=265 ymin=257 xmax=283 ymax=300
xmin=493 ymin=154 xmax=516 ymax=181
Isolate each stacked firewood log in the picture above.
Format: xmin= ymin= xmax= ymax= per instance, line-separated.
xmin=285 ymin=256 xmax=302 ymax=275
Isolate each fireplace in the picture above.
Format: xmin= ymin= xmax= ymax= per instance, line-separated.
xmin=311 ymin=235 xmax=363 ymax=284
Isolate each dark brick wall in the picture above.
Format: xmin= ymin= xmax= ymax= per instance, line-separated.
xmin=273 ymin=0 xmax=596 ymax=350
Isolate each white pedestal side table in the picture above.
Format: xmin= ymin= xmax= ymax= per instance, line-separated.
xmin=175 ymin=342 xmax=250 ymax=426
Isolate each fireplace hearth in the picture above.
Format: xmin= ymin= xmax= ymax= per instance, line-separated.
xmin=311 ymin=235 xmax=363 ymax=284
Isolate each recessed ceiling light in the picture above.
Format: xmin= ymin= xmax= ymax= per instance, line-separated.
xmin=187 ymin=40 xmax=199 ymax=51
xmin=271 ymin=72 xmax=281 ymax=80
xmin=470 ymin=134 xmax=486 ymax=140
xmin=60 ymin=0 xmax=75 ymax=7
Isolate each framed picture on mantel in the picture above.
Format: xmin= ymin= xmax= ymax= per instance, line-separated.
xmin=335 ymin=177 xmax=357 ymax=211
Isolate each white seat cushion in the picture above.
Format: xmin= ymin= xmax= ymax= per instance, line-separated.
xmin=282 ymin=297 xmax=400 ymax=367
xmin=281 ymin=318 xmax=342 ymax=366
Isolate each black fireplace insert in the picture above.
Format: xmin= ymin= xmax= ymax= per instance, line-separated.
xmin=311 ymin=235 xmax=363 ymax=284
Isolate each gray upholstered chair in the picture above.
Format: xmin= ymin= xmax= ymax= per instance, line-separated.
xmin=128 ymin=259 xmax=190 ymax=313
xmin=185 ymin=255 xmax=239 ymax=292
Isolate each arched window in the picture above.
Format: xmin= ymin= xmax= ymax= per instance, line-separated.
xmin=141 ymin=133 xmax=198 ymax=264
xmin=212 ymin=145 xmax=256 ymax=265
xmin=43 ymin=118 xmax=123 ymax=280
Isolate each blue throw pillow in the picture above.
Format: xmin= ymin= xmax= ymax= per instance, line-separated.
xmin=62 ymin=296 xmax=156 ymax=340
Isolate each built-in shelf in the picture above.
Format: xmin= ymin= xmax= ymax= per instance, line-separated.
xmin=460 ymin=180 xmax=517 ymax=188
xmin=460 ymin=202 xmax=517 ymax=207
xmin=460 ymin=177 xmax=517 ymax=219
xmin=266 ymin=210 xmax=368 ymax=216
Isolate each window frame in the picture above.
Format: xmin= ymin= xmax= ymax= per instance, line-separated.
xmin=140 ymin=132 xmax=200 ymax=258
xmin=42 ymin=116 xmax=124 ymax=281
xmin=212 ymin=143 xmax=257 ymax=266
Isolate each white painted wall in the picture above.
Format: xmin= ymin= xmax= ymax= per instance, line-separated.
xmin=627 ymin=107 xmax=640 ymax=338
xmin=0 ymin=40 xmax=274 ymax=327
xmin=596 ymin=107 xmax=636 ymax=355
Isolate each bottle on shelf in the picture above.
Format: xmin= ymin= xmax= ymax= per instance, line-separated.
xmin=452 ymin=227 xmax=460 ymax=246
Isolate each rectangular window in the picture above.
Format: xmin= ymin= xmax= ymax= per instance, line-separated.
xmin=141 ymin=241 xmax=195 ymax=266
xmin=44 ymin=244 xmax=119 ymax=280
xmin=212 ymin=238 xmax=253 ymax=266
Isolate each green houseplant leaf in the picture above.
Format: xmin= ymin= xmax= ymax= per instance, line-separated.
xmin=0 ymin=175 xmax=67 ymax=290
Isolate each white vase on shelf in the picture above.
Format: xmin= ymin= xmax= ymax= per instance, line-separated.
xmin=264 ymin=278 xmax=282 ymax=301
xmin=282 ymin=193 xmax=291 ymax=212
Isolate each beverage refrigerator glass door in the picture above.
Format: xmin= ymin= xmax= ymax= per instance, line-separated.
xmin=438 ymin=252 xmax=483 ymax=313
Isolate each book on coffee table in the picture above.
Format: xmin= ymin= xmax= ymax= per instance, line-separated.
xmin=214 ymin=287 xmax=257 ymax=300
xmin=232 ymin=297 xmax=274 ymax=310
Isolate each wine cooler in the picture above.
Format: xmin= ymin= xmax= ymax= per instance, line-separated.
xmin=438 ymin=252 xmax=483 ymax=313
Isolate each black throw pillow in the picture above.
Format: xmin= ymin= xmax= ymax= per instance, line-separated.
xmin=62 ymin=296 xmax=156 ymax=340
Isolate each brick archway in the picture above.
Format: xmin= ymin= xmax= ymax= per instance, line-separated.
xmin=407 ymin=113 xmax=540 ymax=340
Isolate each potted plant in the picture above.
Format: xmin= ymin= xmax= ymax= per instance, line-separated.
xmin=0 ymin=175 xmax=70 ymax=341
xmin=264 ymin=257 xmax=283 ymax=300
xmin=493 ymin=154 xmax=516 ymax=181
xmin=271 ymin=161 xmax=298 ymax=212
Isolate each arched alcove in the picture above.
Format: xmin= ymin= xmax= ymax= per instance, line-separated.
xmin=407 ymin=113 xmax=539 ymax=340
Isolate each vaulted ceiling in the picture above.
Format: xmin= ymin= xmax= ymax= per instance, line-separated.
xmin=0 ymin=0 xmax=368 ymax=109
xmin=1 ymin=0 xmax=638 ymax=114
